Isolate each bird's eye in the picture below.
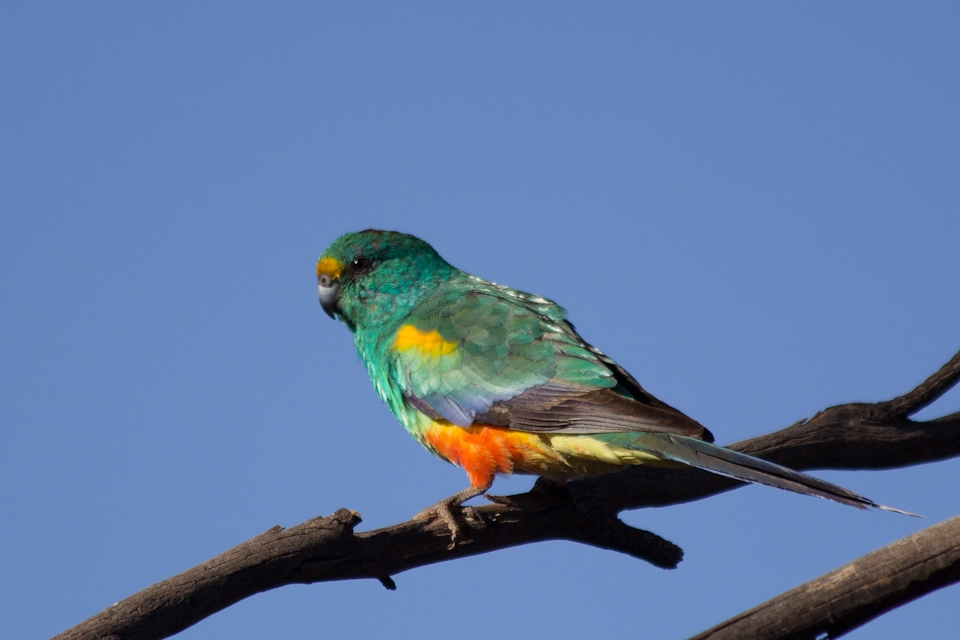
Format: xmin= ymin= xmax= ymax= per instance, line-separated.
xmin=352 ymin=255 xmax=373 ymax=274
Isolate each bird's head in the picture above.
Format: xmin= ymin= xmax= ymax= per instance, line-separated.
xmin=316 ymin=230 xmax=454 ymax=332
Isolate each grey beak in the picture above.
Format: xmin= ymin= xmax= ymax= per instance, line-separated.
xmin=318 ymin=276 xmax=339 ymax=319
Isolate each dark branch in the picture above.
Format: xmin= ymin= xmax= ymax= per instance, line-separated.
xmin=689 ymin=514 xmax=960 ymax=640
xmin=54 ymin=349 xmax=960 ymax=640
xmin=882 ymin=348 xmax=960 ymax=418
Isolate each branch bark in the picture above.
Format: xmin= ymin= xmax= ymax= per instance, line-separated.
xmin=54 ymin=349 xmax=960 ymax=640
xmin=690 ymin=514 xmax=960 ymax=640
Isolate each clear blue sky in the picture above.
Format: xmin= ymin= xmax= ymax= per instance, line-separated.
xmin=2 ymin=3 xmax=959 ymax=639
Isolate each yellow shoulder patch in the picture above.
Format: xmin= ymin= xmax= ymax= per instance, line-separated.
xmin=393 ymin=325 xmax=457 ymax=357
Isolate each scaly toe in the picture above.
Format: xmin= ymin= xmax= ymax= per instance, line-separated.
xmin=484 ymin=493 xmax=517 ymax=507
xmin=413 ymin=502 xmax=469 ymax=548
xmin=460 ymin=505 xmax=486 ymax=531
xmin=412 ymin=505 xmax=438 ymax=522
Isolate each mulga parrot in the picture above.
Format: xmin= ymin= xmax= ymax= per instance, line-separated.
xmin=317 ymin=229 xmax=908 ymax=543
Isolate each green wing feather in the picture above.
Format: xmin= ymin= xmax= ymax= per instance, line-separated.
xmin=391 ymin=284 xmax=712 ymax=440
xmin=392 ymin=287 xmax=912 ymax=514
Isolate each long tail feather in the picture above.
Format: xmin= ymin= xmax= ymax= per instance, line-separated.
xmin=633 ymin=433 xmax=917 ymax=516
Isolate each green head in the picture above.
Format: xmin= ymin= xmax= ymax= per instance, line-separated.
xmin=316 ymin=230 xmax=456 ymax=332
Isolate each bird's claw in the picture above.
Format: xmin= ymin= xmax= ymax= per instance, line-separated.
xmin=413 ymin=500 xmax=486 ymax=549
xmin=460 ymin=505 xmax=486 ymax=530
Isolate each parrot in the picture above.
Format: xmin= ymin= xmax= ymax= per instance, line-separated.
xmin=316 ymin=229 xmax=909 ymax=543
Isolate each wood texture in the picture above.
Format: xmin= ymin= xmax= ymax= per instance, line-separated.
xmin=53 ymin=349 xmax=960 ymax=640
xmin=691 ymin=514 xmax=960 ymax=640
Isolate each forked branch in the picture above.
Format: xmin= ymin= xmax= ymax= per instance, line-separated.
xmin=54 ymin=349 xmax=960 ymax=640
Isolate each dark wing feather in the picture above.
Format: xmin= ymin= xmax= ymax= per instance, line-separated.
xmin=476 ymin=382 xmax=713 ymax=440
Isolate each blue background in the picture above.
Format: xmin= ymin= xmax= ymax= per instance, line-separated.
xmin=2 ymin=3 xmax=959 ymax=639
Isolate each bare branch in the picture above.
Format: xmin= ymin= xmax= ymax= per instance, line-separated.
xmin=54 ymin=349 xmax=960 ymax=640
xmin=882 ymin=348 xmax=960 ymax=418
xmin=689 ymin=514 xmax=960 ymax=640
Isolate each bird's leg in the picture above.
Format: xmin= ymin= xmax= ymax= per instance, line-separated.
xmin=413 ymin=484 xmax=490 ymax=548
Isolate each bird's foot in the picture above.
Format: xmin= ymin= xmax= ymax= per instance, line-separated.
xmin=484 ymin=493 xmax=518 ymax=507
xmin=413 ymin=488 xmax=488 ymax=549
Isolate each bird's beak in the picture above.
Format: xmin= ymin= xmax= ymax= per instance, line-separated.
xmin=318 ymin=278 xmax=339 ymax=318
xmin=316 ymin=257 xmax=343 ymax=319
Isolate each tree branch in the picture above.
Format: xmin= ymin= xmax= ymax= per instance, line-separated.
xmin=689 ymin=514 xmax=960 ymax=640
xmin=54 ymin=349 xmax=960 ymax=640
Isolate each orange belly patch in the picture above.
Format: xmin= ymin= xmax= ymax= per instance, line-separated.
xmin=422 ymin=422 xmax=560 ymax=490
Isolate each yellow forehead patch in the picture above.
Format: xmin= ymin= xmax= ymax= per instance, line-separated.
xmin=393 ymin=325 xmax=457 ymax=357
xmin=316 ymin=256 xmax=344 ymax=279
